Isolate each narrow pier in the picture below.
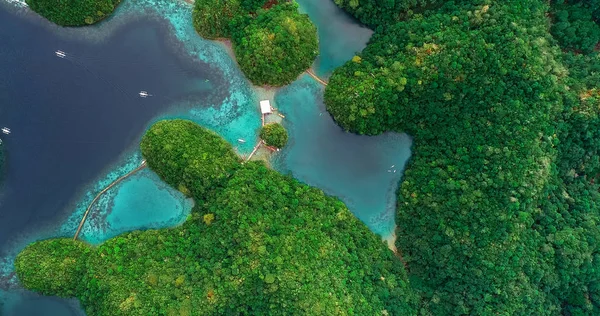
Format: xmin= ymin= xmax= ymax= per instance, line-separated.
xmin=245 ymin=141 xmax=263 ymax=162
xmin=305 ymin=69 xmax=328 ymax=86
xmin=73 ymin=160 xmax=147 ymax=240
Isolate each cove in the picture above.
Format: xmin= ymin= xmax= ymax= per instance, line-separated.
xmin=0 ymin=1 xmax=258 ymax=313
xmin=0 ymin=0 xmax=412 ymax=313
xmin=295 ymin=0 xmax=373 ymax=78
xmin=272 ymin=76 xmax=412 ymax=237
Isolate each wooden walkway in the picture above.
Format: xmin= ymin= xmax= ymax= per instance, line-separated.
xmin=245 ymin=140 xmax=263 ymax=162
xmin=73 ymin=161 xmax=147 ymax=240
xmin=305 ymin=69 xmax=328 ymax=86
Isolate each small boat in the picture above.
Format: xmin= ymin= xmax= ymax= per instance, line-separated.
xmin=2 ymin=127 xmax=11 ymax=135
xmin=394 ymin=170 xmax=396 ymax=173
xmin=55 ymin=50 xmax=66 ymax=58
xmin=390 ymin=165 xmax=395 ymax=168
xmin=237 ymin=139 xmax=246 ymax=143
xmin=139 ymin=91 xmax=149 ymax=98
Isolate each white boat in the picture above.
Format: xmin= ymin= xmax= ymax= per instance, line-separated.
xmin=2 ymin=127 xmax=11 ymax=135
xmin=55 ymin=50 xmax=66 ymax=58
xmin=139 ymin=91 xmax=149 ymax=98
xmin=237 ymin=139 xmax=246 ymax=143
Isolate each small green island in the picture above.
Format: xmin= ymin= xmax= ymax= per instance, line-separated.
xmin=16 ymin=119 xmax=415 ymax=315
xmin=259 ymin=123 xmax=288 ymax=148
xmin=26 ymin=0 xmax=121 ymax=26
xmin=193 ymin=0 xmax=318 ymax=86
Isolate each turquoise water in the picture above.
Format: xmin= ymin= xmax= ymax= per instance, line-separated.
xmin=295 ymin=0 xmax=373 ymax=77
xmin=84 ymin=169 xmax=194 ymax=244
xmin=0 ymin=289 xmax=85 ymax=316
xmin=0 ymin=0 xmax=411 ymax=314
xmin=273 ymin=76 xmax=412 ymax=236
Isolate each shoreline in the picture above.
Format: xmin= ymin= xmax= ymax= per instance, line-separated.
xmin=383 ymin=226 xmax=397 ymax=253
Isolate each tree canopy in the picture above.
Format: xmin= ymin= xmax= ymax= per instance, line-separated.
xmin=259 ymin=123 xmax=288 ymax=148
xmin=15 ymin=119 xmax=416 ymax=315
xmin=550 ymin=0 xmax=600 ymax=53
xmin=325 ymin=0 xmax=600 ymax=314
xmin=140 ymin=119 xmax=240 ymax=199
xmin=231 ymin=3 xmax=318 ymax=86
xmin=192 ymin=0 xmax=318 ymax=86
xmin=192 ymin=0 xmax=243 ymax=39
xmin=26 ymin=0 xmax=121 ymax=26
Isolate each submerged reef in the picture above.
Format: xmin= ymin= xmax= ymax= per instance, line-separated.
xmin=15 ymin=119 xmax=415 ymax=315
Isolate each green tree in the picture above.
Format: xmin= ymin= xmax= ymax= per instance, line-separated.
xmin=15 ymin=239 xmax=90 ymax=297
xmin=259 ymin=123 xmax=288 ymax=148
xmin=231 ymin=3 xmax=318 ymax=86
xmin=15 ymin=120 xmax=417 ymax=315
xmin=26 ymin=0 xmax=121 ymax=26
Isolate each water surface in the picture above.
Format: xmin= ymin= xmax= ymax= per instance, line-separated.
xmin=0 ymin=0 xmax=411 ymax=314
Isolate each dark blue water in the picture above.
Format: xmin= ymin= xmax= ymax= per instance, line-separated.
xmin=0 ymin=5 xmax=225 ymax=314
xmin=0 ymin=6 xmax=221 ymax=250
xmin=0 ymin=0 xmax=412 ymax=313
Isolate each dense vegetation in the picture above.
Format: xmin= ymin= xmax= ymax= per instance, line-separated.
xmin=325 ymin=0 xmax=600 ymax=314
xmin=140 ymin=120 xmax=240 ymax=199
xmin=550 ymin=0 xmax=600 ymax=53
xmin=16 ymin=119 xmax=416 ymax=315
xmin=259 ymin=123 xmax=288 ymax=148
xmin=231 ymin=3 xmax=318 ymax=86
xmin=192 ymin=0 xmax=317 ymax=86
xmin=26 ymin=0 xmax=121 ymax=26
xmin=192 ymin=0 xmax=243 ymax=39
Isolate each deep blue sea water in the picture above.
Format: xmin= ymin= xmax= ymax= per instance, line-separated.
xmin=0 ymin=0 xmax=411 ymax=314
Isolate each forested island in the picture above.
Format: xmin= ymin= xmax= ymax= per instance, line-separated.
xmin=13 ymin=0 xmax=600 ymax=314
xmin=193 ymin=0 xmax=318 ymax=86
xmin=325 ymin=0 xmax=600 ymax=314
xmin=26 ymin=0 xmax=121 ymax=25
xmin=16 ymin=120 xmax=415 ymax=315
xmin=260 ymin=123 xmax=288 ymax=148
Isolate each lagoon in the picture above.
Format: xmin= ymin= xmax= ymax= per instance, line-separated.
xmin=0 ymin=0 xmax=411 ymax=314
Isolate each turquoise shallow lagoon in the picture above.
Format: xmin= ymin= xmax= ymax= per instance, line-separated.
xmin=82 ymin=168 xmax=194 ymax=245
xmin=0 ymin=0 xmax=412 ymax=313
xmin=273 ymin=76 xmax=412 ymax=236
xmin=295 ymin=0 xmax=373 ymax=77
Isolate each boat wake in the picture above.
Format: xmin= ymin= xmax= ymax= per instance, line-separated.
xmin=3 ymin=0 xmax=27 ymax=7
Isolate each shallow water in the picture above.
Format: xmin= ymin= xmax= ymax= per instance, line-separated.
xmin=295 ymin=0 xmax=373 ymax=78
xmin=0 ymin=0 xmax=410 ymax=314
xmin=0 ymin=1 xmax=258 ymax=313
xmin=273 ymin=76 xmax=411 ymax=236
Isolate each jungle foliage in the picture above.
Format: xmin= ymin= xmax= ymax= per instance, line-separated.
xmin=260 ymin=123 xmax=288 ymax=148
xmin=15 ymin=119 xmax=416 ymax=315
xmin=231 ymin=3 xmax=318 ymax=86
xmin=192 ymin=0 xmax=243 ymax=39
xmin=550 ymin=0 xmax=600 ymax=53
xmin=140 ymin=120 xmax=240 ymax=200
xmin=26 ymin=0 xmax=121 ymax=26
xmin=192 ymin=0 xmax=317 ymax=86
xmin=325 ymin=0 xmax=600 ymax=314
xmin=15 ymin=238 xmax=91 ymax=297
